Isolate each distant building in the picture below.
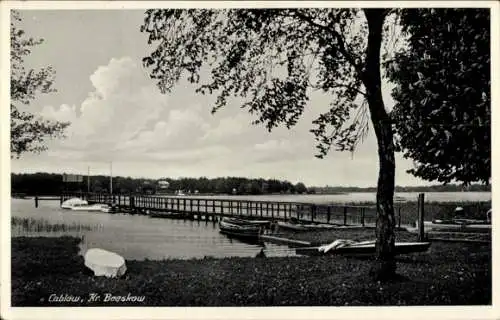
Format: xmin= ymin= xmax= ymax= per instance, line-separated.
xmin=158 ymin=180 xmax=169 ymax=189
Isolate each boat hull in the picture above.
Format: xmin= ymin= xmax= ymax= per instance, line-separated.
xmin=296 ymin=242 xmax=431 ymax=256
xmin=61 ymin=198 xmax=88 ymax=209
xmin=422 ymin=221 xmax=491 ymax=232
xmin=222 ymin=217 xmax=270 ymax=227
xmin=277 ymin=221 xmax=338 ymax=232
xmin=71 ymin=205 xmax=107 ymax=212
xmin=219 ymin=220 xmax=261 ymax=240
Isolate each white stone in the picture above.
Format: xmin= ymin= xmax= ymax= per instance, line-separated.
xmin=84 ymin=248 xmax=127 ymax=278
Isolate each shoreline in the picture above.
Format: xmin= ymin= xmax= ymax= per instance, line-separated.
xmin=10 ymin=231 xmax=491 ymax=306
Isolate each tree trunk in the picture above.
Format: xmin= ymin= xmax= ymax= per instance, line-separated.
xmin=363 ymin=9 xmax=397 ymax=281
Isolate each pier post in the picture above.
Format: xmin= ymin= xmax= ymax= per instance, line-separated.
xmin=327 ymin=206 xmax=331 ymax=223
xmin=311 ymin=205 xmax=315 ymax=222
xmin=35 ymin=196 xmax=39 ymax=208
xmin=343 ymin=207 xmax=347 ymax=226
xmin=361 ymin=207 xmax=365 ymax=227
xmin=417 ymin=193 xmax=425 ymax=241
xmin=398 ymin=207 xmax=402 ymax=229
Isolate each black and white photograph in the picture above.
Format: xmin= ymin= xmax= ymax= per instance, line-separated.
xmin=1 ymin=1 xmax=497 ymax=319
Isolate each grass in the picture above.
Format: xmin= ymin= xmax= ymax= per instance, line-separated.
xmin=11 ymin=217 xmax=102 ymax=234
xmin=11 ymin=234 xmax=491 ymax=306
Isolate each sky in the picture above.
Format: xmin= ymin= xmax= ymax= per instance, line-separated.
xmin=9 ymin=9 xmax=431 ymax=187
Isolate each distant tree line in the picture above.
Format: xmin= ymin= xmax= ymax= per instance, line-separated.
xmin=11 ymin=173 xmax=490 ymax=197
xmin=10 ymin=173 xmax=309 ymax=196
xmin=310 ymin=184 xmax=491 ymax=194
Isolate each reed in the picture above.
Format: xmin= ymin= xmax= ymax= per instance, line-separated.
xmin=11 ymin=217 xmax=102 ymax=233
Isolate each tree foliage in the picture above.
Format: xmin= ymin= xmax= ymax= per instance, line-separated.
xmin=10 ymin=10 xmax=69 ymax=158
xmin=386 ymin=9 xmax=490 ymax=185
xmin=141 ymin=9 xmax=373 ymax=155
xmin=11 ymin=173 xmax=307 ymax=196
xmin=141 ymin=8 xmax=398 ymax=280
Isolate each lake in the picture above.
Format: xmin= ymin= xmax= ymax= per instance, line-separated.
xmin=10 ymin=191 xmax=491 ymax=261
xmin=10 ymin=198 xmax=297 ymax=260
xmin=181 ymin=191 xmax=492 ymax=203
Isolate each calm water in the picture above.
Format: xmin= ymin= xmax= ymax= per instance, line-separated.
xmin=183 ymin=191 xmax=491 ymax=203
xmin=10 ymin=191 xmax=491 ymax=260
xmin=11 ymin=199 xmax=297 ymax=260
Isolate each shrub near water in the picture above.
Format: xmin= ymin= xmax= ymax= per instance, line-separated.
xmin=11 ymin=236 xmax=491 ymax=306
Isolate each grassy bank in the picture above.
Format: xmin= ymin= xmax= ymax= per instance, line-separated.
xmin=11 ymin=235 xmax=491 ymax=306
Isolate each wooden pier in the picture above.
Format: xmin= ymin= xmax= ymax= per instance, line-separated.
xmin=46 ymin=192 xmax=385 ymax=226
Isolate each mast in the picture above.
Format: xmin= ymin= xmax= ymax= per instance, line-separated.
xmin=110 ymin=161 xmax=113 ymax=196
xmin=87 ymin=166 xmax=90 ymax=193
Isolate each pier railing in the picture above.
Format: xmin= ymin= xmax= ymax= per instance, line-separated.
xmin=56 ymin=192 xmax=405 ymax=227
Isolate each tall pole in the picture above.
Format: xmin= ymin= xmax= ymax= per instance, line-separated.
xmin=110 ymin=161 xmax=113 ymax=196
xmin=417 ymin=193 xmax=425 ymax=242
xmin=87 ymin=166 xmax=90 ymax=193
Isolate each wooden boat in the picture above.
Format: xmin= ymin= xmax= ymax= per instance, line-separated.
xmin=276 ymin=221 xmax=310 ymax=231
xmin=422 ymin=220 xmax=491 ymax=232
xmin=432 ymin=218 xmax=490 ymax=225
xmin=100 ymin=204 xmax=119 ymax=213
xmin=296 ymin=240 xmax=431 ymax=256
xmin=222 ymin=217 xmax=270 ymax=227
xmin=219 ymin=220 xmax=262 ymax=239
xmin=71 ymin=204 xmax=108 ymax=212
xmin=276 ymin=221 xmax=337 ymax=232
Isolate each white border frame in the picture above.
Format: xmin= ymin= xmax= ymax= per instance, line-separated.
xmin=1 ymin=1 xmax=498 ymax=319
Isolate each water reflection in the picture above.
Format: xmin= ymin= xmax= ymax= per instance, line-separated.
xmin=10 ymin=199 xmax=297 ymax=260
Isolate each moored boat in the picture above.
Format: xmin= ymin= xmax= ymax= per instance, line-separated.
xmin=421 ymin=220 xmax=491 ymax=232
xmin=276 ymin=221 xmax=338 ymax=232
xmin=61 ymin=198 xmax=89 ymax=209
xmin=222 ymin=217 xmax=270 ymax=227
xmin=71 ymin=203 xmax=108 ymax=212
xmin=219 ymin=220 xmax=262 ymax=239
xmin=296 ymin=240 xmax=431 ymax=256
xmin=100 ymin=204 xmax=119 ymax=213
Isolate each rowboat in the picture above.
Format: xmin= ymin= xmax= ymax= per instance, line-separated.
xmin=222 ymin=217 xmax=271 ymax=227
xmin=219 ymin=220 xmax=262 ymax=239
xmin=421 ymin=220 xmax=491 ymax=232
xmin=276 ymin=221 xmax=337 ymax=232
xmin=100 ymin=204 xmax=119 ymax=213
xmin=70 ymin=203 xmax=108 ymax=212
xmin=296 ymin=240 xmax=431 ymax=256
xmin=432 ymin=218 xmax=490 ymax=225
